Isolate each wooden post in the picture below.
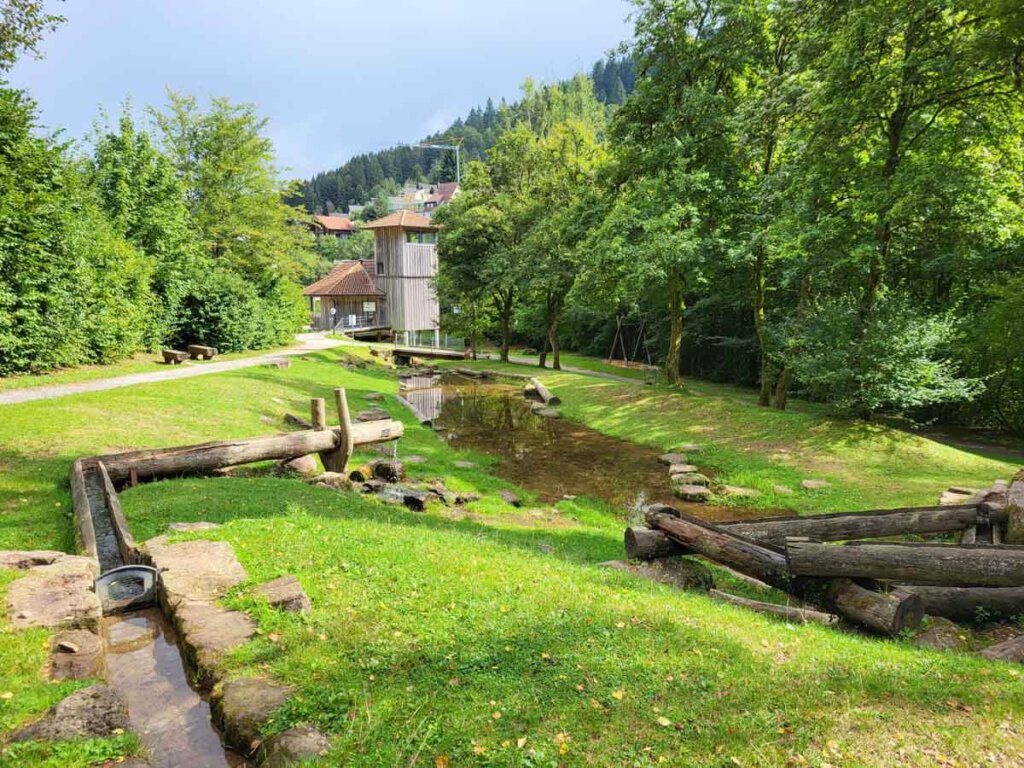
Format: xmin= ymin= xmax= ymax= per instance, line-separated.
xmin=320 ymin=388 xmax=354 ymax=473
xmin=311 ymin=398 xmax=327 ymax=430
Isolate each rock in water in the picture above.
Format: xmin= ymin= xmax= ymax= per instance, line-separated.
xmin=255 ymin=575 xmax=311 ymax=613
xmin=12 ymin=684 xmax=129 ymax=742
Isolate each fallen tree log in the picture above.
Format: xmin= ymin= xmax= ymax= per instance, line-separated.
xmin=529 ymin=377 xmax=561 ymax=406
xmin=980 ymin=635 xmax=1024 ymax=663
xmin=786 ymin=539 xmax=1024 ymax=587
xmin=647 ymin=512 xmax=922 ymax=634
xmin=829 ymin=581 xmax=923 ymax=636
xmin=708 ymin=589 xmax=839 ymax=625
xmin=625 ymin=526 xmax=687 ymax=560
xmin=100 ymin=420 xmax=402 ymax=485
xmin=896 ymin=585 xmax=1024 ymax=622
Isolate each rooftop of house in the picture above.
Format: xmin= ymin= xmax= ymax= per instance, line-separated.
xmin=303 ymin=260 xmax=382 ymax=297
xmin=425 ymin=181 xmax=459 ymax=206
xmin=362 ymin=210 xmax=438 ymax=231
xmin=314 ymin=214 xmax=355 ymax=232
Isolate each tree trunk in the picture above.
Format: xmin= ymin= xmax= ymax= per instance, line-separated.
xmin=538 ymin=334 xmax=549 ymax=368
xmin=753 ymin=244 xmax=773 ymax=407
xmin=625 ymin=526 xmax=686 ymax=560
xmin=665 ymin=272 xmax=684 ymax=386
xmin=980 ymin=635 xmax=1024 ymax=663
xmin=772 ymin=367 xmax=792 ymax=410
xmin=786 ymin=539 xmax=1024 ymax=587
xmin=549 ymin=303 xmax=562 ymax=371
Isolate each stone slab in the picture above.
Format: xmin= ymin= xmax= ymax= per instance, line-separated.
xmin=50 ymin=628 xmax=105 ymax=681
xmin=6 ymin=569 xmax=102 ymax=631
xmin=175 ymin=601 xmax=256 ymax=687
xmin=255 ymin=575 xmax=311 ymax=613
xmin=11 ymin=684 xmax=129 ymax=742
xmin=145 ymin=536 xmax=246 ymax=606
xmin=260 ymin=725 xmax=331 ymax=767
xmin=212 ymin=676 xmax=293 ymax=754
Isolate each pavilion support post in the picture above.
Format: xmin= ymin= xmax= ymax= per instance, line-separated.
xmin=319 ymin=388 xmax=354 ymax=473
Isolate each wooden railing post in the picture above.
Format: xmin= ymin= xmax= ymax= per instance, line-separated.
xmin=311 ymin=398 xmax=327 ymax=431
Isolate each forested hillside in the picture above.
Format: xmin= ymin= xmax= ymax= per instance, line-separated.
xmin=291 ymin=54 xmax=635 ymax=215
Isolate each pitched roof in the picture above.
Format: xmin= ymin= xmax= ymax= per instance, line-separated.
xmin=314 ymin=214 xmax=355 ymax=232
xmin=362 ymin=210 xmax=438 ymax=231
xmin=303 ymin=260 xmax=383 ymax=297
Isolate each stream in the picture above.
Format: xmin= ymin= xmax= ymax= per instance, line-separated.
xmin=403 ymin=372 xmax=771 ymax=521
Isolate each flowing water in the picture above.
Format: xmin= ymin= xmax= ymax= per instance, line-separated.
xmin=405 ymin=372 xmax=774 ymax=522
xmin=103 ymin=609 xmax=245 ymax=768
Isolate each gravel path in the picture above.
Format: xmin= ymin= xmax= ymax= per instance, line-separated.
xmin=0 ymin=334 xmax=344 ymax=406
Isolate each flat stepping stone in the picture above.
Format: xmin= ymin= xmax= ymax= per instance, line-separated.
xmin=356 ymin=407 xmax=390 ymax=422
xmin=800 ymin=479 xmax=830 ymax=490
xmin=11 ymin=684 xmax=129 ymax=742
xmin=674 ymin=485 xmax=711 ymax=503
xmin=212 ymin=676 xmax=293 ymax=754
xmin=146 ymin=536 xmax=247 ymax=606
xmin=671 ymin=472 xmax=711 ymax=488
xmin=667 ymin=464 xmax=699 ymax=475
xmin=658 ymin=453 xmax=687 ymax=466
xmin=255 ymin=575 xmax=311 ymax=613
xmin=721 ymin=485 xmax=760 ymax=498
xmin=50 ymin=629 xmax=104 ymax=681
xmin=6 ymin=567 xmax=101 ymax=631
xmin=168 ymin=521 xmax=221 ymax=532
xmin=260 ymin=725 xmax=331 ymax=767
xmin=0 ymin=550 xmax=66 ymax=570
xmin=773 ymin=485 xmax=794 ymax=495
xmin=175 ymin=601 xmax=256 ymax=686
xmin=454 ymin=460 xmax=477 ymax=469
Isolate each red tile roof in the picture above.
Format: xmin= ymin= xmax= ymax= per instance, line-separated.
xmin=314 ymin=214 xmax=355 ymax=232
xmin=303 ymin=260 xmax=382 ymax=297
xmin=362 ymin=210 xmax=438 ymax=230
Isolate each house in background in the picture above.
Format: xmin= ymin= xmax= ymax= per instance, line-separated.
xmin=311 ymin=214 xmax=356 ymax=239
xmin=387 ymin=181 xmax=460 ymax=217
xmin=364 ymin=210 xmax=440 ymax=347
xmin=422 ymin=182 xmax=459 ymax=216
xmin=303 ymin=260 xmax=387 ymax=333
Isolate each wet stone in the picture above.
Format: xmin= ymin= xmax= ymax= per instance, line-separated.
xmin=212 ymin=676 xmax=294 ymax=754
xmin=255 ymin=575 xmax=311 ymax=613
xmin=260 ymin=725 xmax=331 ymax=767
xmin=51 ymin=629 xmax=104 ymax=681
xmin=11 ymin=684 xmax=129 ymax=742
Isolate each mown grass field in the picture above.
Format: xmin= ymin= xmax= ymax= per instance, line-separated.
xmin=1 ymin=346 xmax=1023 ymax=765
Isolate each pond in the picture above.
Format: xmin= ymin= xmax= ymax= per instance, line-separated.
xmin=401 ymin=371 xmax=769 ymax=522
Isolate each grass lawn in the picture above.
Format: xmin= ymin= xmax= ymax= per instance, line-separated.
xmin=1 ymin=347 xmax=1023 ymax=765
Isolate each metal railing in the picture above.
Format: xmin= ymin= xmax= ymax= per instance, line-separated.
xmin=333 ymin=311 xmax=389 ymax=333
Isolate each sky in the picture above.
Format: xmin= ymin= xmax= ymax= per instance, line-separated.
xmin=8 ymin=0 xmax=634 ymax=179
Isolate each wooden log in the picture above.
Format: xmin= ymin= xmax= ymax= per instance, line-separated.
xmin=980 ymin=635 xmax=1024 ymax=663
xmin=708 ymin=589 xmax=839 ymax=625
xmin=647 ymin=513 xmax=917 ymax=634
xmin=1006 ymin=471 xmax=1024 ymax=545
xmin=726 ymin=504 xmax=984 ymax=546
xmin=786 ymin=539 xmax=1024 ymax=587
xmin=320 ymin=388 xmax=355 ymax=474
xmin=529 ymin=377 xmax=561 ymax=406
xmin=829 ymin=581 xmax=923 ymax=636
xmin=625 ymin=526 xmax=688 ymax=560
xmin=69 ymin=459 xmax=99 ymax=562
xmin=311 ymin=398 xmax=327 ymax=430
xmin=99 ymin=420 xmax=402 ymax=485
xmin=647 ymin=511 xmax=791 ymax=588
xmin=897 ymin=585 xmax=1024 ymax=622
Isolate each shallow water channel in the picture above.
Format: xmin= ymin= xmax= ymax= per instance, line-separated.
xmin=403 ymin=372 xmax=768 ymax=521
xmin=103 ymin=609 xmax=245 ymax=768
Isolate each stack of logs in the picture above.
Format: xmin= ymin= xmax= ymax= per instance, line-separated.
xmin=625 ymin=473 xmax=1024 ymax=661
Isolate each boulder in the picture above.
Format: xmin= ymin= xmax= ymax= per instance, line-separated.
xmin=168 ymin=521 xmax=221 ymax=533
xmin=913 ymin=617 xmax=968 ymax=652
xmin=658 ymin=453 xmax=687 ymax=466
xmin=255 ymin=575 xmax=311 ymax=613
xmin=11 ymin=684 xmax=129 ymax=742
xmin=311 ymin=472 xmax=353 ymax=491
xmin=260 ymin=725 xmax=332 ymax=767
xmin=50 ymin=629 xmax=105 ymax=681
xmin=212 ymin=677 xmax=294 ymax=754
xmin=500 ymin=490 xmax=522 ymax=507
xmin=800 ymin=479 xmax=830 ymax=490
xmin=281 ymin=454 xmax=319 ymax=477
xmin=6 ymin=568 xmax=101 ymax=631
xmin=145 ymin=536 xmax=247 ymax=606
xmin=673 ymin=485 xmax=711 ymax=503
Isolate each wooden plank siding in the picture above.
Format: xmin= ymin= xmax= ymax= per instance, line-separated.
xmin=374 ymin=228 xmax=439 ymax=333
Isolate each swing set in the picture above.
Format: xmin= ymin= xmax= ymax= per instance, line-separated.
xmin=605 ymin=315 xmax=656 ymax=369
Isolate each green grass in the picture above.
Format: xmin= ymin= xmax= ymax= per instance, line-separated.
xmin=2 ymin=345 xmax=1024 ymax=765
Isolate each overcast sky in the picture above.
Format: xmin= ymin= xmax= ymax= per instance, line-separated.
xmin=8 ymin=0 xmax=633 ymax=178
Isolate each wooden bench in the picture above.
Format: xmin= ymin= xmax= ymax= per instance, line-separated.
xmin=187 ymin=344 xmax=218 ymax=360
xmin=162 ymin=349 xmax=188 ymax=365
